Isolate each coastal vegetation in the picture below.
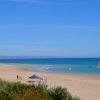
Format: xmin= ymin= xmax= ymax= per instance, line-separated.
xmin=0 ymin=79 xmax=80 ymax=100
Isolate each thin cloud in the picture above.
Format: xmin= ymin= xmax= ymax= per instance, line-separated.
xmin=1 ymin=24 xmax=100 ymax=32
xmin=0 ymin=45 xmax=76 ymax=51
xmin=10 ymin=0 xmax=53 ymax=4
xmin=10 ymin=0 xmax=88 ymax=5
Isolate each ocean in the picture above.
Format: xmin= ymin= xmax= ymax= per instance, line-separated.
xmin=0 ymin=58 xmax=100 ymax=75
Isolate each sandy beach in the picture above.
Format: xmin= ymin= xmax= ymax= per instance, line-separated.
xmin=0 ymin=64 xmax=100 ymax=100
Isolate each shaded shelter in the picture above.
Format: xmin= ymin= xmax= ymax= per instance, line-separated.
xmin=28 ymin=75 xmax=43 ymax=83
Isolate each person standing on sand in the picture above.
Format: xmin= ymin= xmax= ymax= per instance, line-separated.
xmin=17 ymin=75 xmax=18 ymax=79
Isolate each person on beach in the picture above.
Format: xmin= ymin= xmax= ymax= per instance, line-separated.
xmin=17 ymin=75 xmax=18 ymax=79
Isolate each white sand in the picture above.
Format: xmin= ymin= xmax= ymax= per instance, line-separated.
xmin=0 ymin=64 xmax=100 ymax=100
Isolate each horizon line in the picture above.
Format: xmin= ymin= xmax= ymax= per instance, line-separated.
xmin=0 ymin=56 xmax=100 ymax=59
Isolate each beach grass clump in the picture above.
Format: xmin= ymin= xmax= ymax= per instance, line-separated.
xmin=0 ymin=79 xmax=8 ymax=91
xmin=0 ymin=79 xmax=80 ymax=100
xmin=0 ymin=79 xmax=51 ymax=100
xmin=35 ymin=82 xmax=47 ymax=93
xmin=15 ymin=88 xmax=52 ymax=100
xmin=47 ymin=86 xmax=81 ymax=100
xmin=47 ymin=86 xmax=73 ymax=100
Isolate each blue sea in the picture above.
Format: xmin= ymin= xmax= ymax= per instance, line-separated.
xmin=0 ymin=58 xmax=100 ymax=75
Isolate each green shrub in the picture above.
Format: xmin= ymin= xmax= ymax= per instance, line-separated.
xmin=0 ymin=79 xmax=8 ymax=90
xmin=0 ymin=79 xmax=80 ymax=100
xmin=47 ymin=86 xmax=73 ymax=100
xmin=0 ymin=80 xmax=51 ymax=100
xmin=36 ymin=82 xmax=47 ymax=92
xmin=47 ymin=86 xmax=80 ymax=100
xmin=0 ymin=81 xmax=35 ymax=100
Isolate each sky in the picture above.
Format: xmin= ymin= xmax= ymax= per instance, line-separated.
xmin=0 ymin=0 xmax=100 ymax=58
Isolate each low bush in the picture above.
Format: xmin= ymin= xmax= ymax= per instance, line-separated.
xmin=0 ymin=80 xmax=51 ymax=100
xmin=47 ymin=86 xmax=81 ymax=100
xmin=47 ymin=86 xmax=73 ymax=100
xmin=0 ymin=79 xmax=80 ymax=100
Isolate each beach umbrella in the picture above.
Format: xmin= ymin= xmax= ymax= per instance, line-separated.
xmin=29 ymin=75 xmax=43 ymax=80
xmin=29 ymin=75 xmax=40 ymax=79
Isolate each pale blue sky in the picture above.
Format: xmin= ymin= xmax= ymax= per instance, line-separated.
xmin=0 ymin=0 xmax=100 ymax=57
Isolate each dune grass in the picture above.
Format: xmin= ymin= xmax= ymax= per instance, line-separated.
xmin=0 ymin=79 xmax=80 ymax=100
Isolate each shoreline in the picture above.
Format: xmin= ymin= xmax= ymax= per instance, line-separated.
xmin=0 ymin=64 xmax=100 ymax=100
xmin=1 ymin=63 xmax=100 ymax=78
xmin=1 ymin=63 xmax=100 ymax=76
